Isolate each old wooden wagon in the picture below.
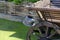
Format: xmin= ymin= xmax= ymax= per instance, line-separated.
xmin=24 ymin=7 xmax=60 ymax=40
xmin=22 ymin=0 xmax=60 ymax=40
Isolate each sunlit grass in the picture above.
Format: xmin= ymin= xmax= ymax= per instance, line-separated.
xmin=0 ymin=18 xmax=29 ymax=40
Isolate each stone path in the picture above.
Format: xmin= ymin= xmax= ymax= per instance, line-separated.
xmin=0 ymin=13 xmax=24 ymax=22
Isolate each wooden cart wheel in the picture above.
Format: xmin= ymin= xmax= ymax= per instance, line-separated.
xmin=26 ymin=21 xmax=60 ymax=40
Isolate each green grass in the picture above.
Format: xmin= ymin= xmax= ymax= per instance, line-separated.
xmin=0 ymin=18 xmax=29 ymax=40
xmin=0 ymin=18 xmax=60 ymax=40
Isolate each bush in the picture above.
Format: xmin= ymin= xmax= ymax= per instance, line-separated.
xmin=8 ymin=0 xmax=13 ymax=2
xmin=13 ymin=0 xmax=22 ymax=5
xmin=8 ymin=0 xmax=39 ymax=5
xmin=28 ymin=0 xmax=40 ymax=3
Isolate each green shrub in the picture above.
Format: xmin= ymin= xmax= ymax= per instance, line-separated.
xmin=8 ymin=0 xmax=39 ymax=5
xmin=28 ymin=0 xmax=40 ymax=3
xmin=13 ymin=0 xmax=22 ymax=5
xmin=8 ymin=0 xmax=13 ymax=2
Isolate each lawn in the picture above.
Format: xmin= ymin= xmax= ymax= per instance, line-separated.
xmin=0 ymin=18 xmax=29 ymax=40
xmin=0 ymin=18 xmax=60 ymax=40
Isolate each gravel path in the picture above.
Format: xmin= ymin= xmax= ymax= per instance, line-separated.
xmin=0 ymin=13 xmax=24 ymax=22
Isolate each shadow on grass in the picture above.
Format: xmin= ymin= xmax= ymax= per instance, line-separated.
xmin=0 ymin=19 xmax=60 ymax=40
xmin=0 ymin=18 xmax=30 ymax=40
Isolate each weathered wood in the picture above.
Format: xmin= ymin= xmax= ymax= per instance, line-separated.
xmin=47 ymin=19 xmax=60 ymax=23
xmin=0 ymin=1 xmax=8 ymax=13
xmin=25 ymin=7 xmax=60 ymax=12
xmin=24 ymin=7 xmax=60 ymax=23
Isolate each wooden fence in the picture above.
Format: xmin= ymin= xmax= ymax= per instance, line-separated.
xmin=0 ymin=1 xmax=34 ymax=17
xmin=0 ymin=1 xmax=7 ymax=13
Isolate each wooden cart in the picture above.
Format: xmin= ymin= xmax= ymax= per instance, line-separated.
xmin=25 ymin=7 xmax=60 ymax=40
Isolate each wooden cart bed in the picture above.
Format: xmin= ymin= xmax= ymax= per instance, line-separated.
xmin=25 ymin=7 xmax=60 ymax=23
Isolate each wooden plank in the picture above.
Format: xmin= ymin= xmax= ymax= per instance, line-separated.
xmin=25 ymin=7 xmax=60 ymax=23
xmin=48 ymin=19 xmax=60 ymax=23
xmin=25 ymin=7 xmax=60 ymax=12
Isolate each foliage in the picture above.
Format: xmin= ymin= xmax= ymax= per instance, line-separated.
xmin=28 ymin=0 xmax=40 ymax=3
xmin=8 ymin=0 xmax=23 ymax=5
xmin=8 ymin=0 xmax=40 ymax=5
xmin=13 ymin=0 xmax=22 ymax=5
xmin=8 ymin=0 xmax=13 ymax=2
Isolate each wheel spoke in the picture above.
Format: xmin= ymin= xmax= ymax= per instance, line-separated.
xmin=32 ymin=30 xmax=41 ymax=40
xmin=26 ymin=22 xmax=60 ymax=40
xmin=47 ymin=31 xmax=56 ymax=38
xmin=38 ymin=28 xmax=42 ymax=35
xmin=38 ymin=28 xmax=45 ymax=37
xmin=45 ymin=27 xmax=49 ymax=37
xmin=34 ymin=33 xmax=41 ymax=39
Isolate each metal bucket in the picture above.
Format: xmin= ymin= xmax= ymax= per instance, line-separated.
xmin=23 ymin=16 xmax=38 ymax=27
